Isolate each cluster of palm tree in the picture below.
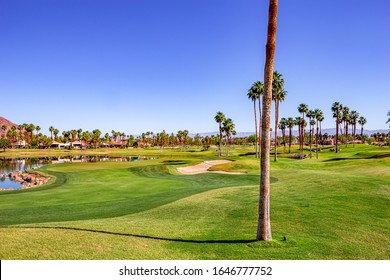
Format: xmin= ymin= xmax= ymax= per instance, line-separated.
xmin=247 ymin=71 xmax=287 ymax=161
xmin=331 ymin=102 xmax=366 ymax=152
xmin=214 ymin=112 xmax=236 ymax=157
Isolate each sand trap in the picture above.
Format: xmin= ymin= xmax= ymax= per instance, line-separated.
xmin=177 ymin=160 xmax=244 ymax=175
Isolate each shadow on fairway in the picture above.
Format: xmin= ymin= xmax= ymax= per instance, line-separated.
xmin=5 ymin=226 xmax=257 ymax=244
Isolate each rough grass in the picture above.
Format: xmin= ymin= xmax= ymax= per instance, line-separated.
xmin=0 ymin=145 xmax=389 ymax=259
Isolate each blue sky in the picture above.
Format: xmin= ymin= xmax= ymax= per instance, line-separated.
xmin=1 ymin=0 xmax=389 ymax=136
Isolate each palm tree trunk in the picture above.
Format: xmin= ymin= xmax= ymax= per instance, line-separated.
xmin=258 ymin=98 xmax=262 ymax=157
xmin=257 ymin=0 xmax=278 ymax=242
xmin=335 ymin=118 xmax=339 ymax=153
xmin=219 ymin=123 xmax=222 ymax=157
xmin=225 ymin=135 xmax=229 ymax=157
xmin=310 ymin=125 xmax=313 ymax=158
xmin=253 ymin=101 xmax=259 ymax=158
xmin=316 ymin=120 xmax=319 ymax=159
xmin=288 ymin=127 xmax=292 ymax=153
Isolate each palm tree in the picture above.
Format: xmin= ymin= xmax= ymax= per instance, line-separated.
xmin=287 ymin=117 xmax=295 ymax=153
xmin=272 ymin=72 xmax=286 ymax=162
xmin=341 ymin=106 xmax=350 ymax=146
xmin=214 ymin=112 xmax=226 ymax=157
xmin=349 ymin=110 xmax=359 ymax=147
xmin=53 ymin=129 xmax=59 ymax=141
xmin=253 ymin=81 xmax=264 ymax=155
xmin=297 ymin=103 xmax=308 ymax=158
xmin=306 ymin=110 xmax=315 ymax=158
xmin=183 ymin=130 xmax=189 ymax=151
xmin=223 ymin=118 xmax=235 ymax=157
xmin=92 ymin=129 xmax=101 ymax=148
xmin=49 ymin=126 xmax=54 ymax=140
xmin=35 ymin=126 xmax=41 ymax=146
xmin=257 ymin=0 xmax=278 ymax=242
xmin=247 ymin=82 xmax=261 ymax=158
xmin=331 ymin=102 xmax=343 ymax=153
xmin=358 ymin=116 xmax=367 ymax=139
xmin=1 ymin=124 xmax=7 ymax=137
xmin=314 ymin=109 xmax=323 ymax=158
xmin=278 ymin=118 xmax=287 ymax=153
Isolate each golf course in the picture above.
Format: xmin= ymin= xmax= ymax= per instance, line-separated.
xmin=0 ymin=144 xmax=389 ymax=260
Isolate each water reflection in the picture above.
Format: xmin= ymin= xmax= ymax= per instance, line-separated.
xmin=0 ymin=156 xmax=155 ymax=191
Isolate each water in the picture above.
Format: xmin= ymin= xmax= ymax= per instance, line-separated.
xmin=0 ymin=156 xmax=155 ymax=190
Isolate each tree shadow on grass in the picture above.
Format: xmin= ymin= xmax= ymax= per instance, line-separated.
xmin=4 ymin=226 xmax=257 ymax=244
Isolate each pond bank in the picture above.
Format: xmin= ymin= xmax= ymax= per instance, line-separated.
xmin=0 ymin=170 xmax=50 ymax=191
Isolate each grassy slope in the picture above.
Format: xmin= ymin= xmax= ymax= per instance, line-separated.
xmin=0 ymin=145 xmax=389 ymax=259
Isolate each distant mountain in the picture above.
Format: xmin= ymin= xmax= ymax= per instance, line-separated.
xmin=0 ymin=116 xmax=17 ymax=134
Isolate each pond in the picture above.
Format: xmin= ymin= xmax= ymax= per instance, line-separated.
xmin=0 ymin=156 xmax=155 ymax=191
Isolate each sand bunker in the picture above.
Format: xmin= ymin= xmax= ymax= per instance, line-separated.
xmin=177 ymin=160 xmax=244 ymax=175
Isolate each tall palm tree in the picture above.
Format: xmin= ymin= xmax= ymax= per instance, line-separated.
xmin=287 ymin=117 xmax=295 ymax=153
xmin=253 ymin=81 xmax=264 ymax=154
xmin=35 ymin=126 xmax=41 ymax=146
xmin=247 ymin=82 xmax=262 ymax=158
xmin=306 ymin=110 xmax=315 ymax=158
xmin=272 ymin=72 xmax=286 ymax=162
xmin=222 ymin=118 xmax=235 ymax=157
xmin=257 ymin=0 xmax=278 ymax=242
xmin=49 ymin=126 xmax=54 ymax=140
xmin=349 ymin=110 xmax=359 ymax=147
xmin=314 ymin=109 xmax=323 ymax=158
xmin=297 ymin=103 xmax=308 ymax=158
xmin=358 ymin=116 xmax=367 ymax=139
xmin=214 ymin=112 xmax=226 ymax=157
xmin=341 ymin=106 xmax=350 ymax=146
xmin=331 ymin=102 xmax=343 ymax=153
xmin=278 ymin=117 xmax=287 ymax=153
xmin=53 ymin=129 xmax=59 ymax=141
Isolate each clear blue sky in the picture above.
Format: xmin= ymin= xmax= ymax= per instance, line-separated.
xmin=1 ymin=0 xmax=389 ymax=136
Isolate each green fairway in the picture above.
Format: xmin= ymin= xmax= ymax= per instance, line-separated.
xmin=0 ymin=145 xmax=389 ymax=259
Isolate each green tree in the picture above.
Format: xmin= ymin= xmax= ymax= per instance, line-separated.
xmin=306 ymin=110 xmax=315 ymax=158
xmin=92 ymin=129 xmax=102 ymax=148
xmin=349 ymin=110 xmax=359 ymax=147
xmin=358 ymin=116 xmax=367 ymax=139
xmin=287 ymin=117 xmax=295 ymax=153
xmin=257 ymin=0 xmax=278 ymax=241
xmin=331 ymin=102 xmax=343 ymax=153
xmin=272 ymin=71 xmax=286 ymax=162
xmin=1 ymin=125 xmax=7 ymax=138
xmin=0 ymin=138 xmax=12 ymax=152
xmin=341 ymin=106 xmax=350 ymax=146
xmin=214 ymin=112 xmax=226 ymax=157
xmin=314 ymin=109 xmax=324 ymax=158
xmin=222 ymin=118 xmax=235 ymax=157
xmin=49 ymin=126 xmax=54 ymax=140
xmin=297 ymin=103 xmax=308 ymax=158
xmin=247 ymin=82 xmax=260 ymax=158
xmin=278 ymin=118 xmax=287 ymax=153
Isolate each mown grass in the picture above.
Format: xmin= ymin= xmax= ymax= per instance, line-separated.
xmin=0 ymin=144 xmax=389 ymax=259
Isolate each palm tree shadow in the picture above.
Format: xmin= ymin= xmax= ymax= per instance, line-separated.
xmin=6 ymin=226 xmax=257 ymax=244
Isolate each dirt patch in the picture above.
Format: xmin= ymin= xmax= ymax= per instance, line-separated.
xmin=176 ymin=160 xmax=244 ymax=175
